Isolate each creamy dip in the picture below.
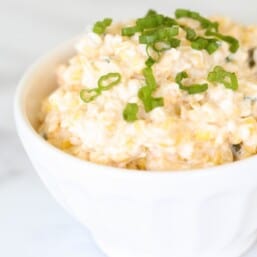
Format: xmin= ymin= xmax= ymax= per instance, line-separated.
xmin=39 ymin=10 xmax=257 ymax=170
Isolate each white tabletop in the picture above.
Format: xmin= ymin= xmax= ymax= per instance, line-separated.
xmin=1 ymin=0 xmax=257 ymax=256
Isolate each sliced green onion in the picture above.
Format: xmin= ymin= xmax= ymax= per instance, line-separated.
xmin=139 ymin=34 xmax=158 ymax=44
xmin=148 ymin=97 xmax=164 ymax=110
xmin=153 ymin=38 xmax=181 ymax=52
xmin=153 ymin=41 xmax=172 ymax=52
xmin=146 ymin=44 xmax=160 ymax=62
xmin=145 ymin=57 xmax=156 ymax=67
xmin=163 ymin=17 xmax=178 ymax=26
xmin=169 ymin=38 xmax=181 ymax=48
xmin=175 ymin=9 xmax=218 ymax=32
xmin=139 ymin=27 xmax=179 ymax=44
xmin=205 ymin=31 xmax=239 ymax=53
xmin=175 ymin=8 xmax=191 ymax=18
xmin=206 ymin=39 xmax=220 ymax=54
xmin=80 ymin=88 xmax=101 ymax=103
xmin=121 ymin=26 xmax=139 ymax=37
xmin=158 ymin=26 xmax=179 ymax=38
xmin=145 ymin=9 xmax=158 ymax=17
xmin=137 ymin=67 xmax=164 ymax=112
xmin=175 ymin=71 xmax=208 ymax=94
xmin=175 ymin=8 xmax=192 ymax=18
xmin=98 ymin=72 xmax=121 ymax=90
xmin=207 ymin=66 xmax=238 ymax=90
xmin=175 ymin=71 xmax=188 ymax=84
xmin=136 ymin=14 xmax=164 ymax=30
xmin=80 ymin=72 xmax=122 ymax=103
xmin=229 ymin=73 xmax=239 ymax=90
xmin=138 ymin=86 xmax=152 ymax=112
xmin=182 ymin=26 xmax=197 ymax=41
xmin=179 ymin=83 xmax=208 ymax=94
xmin=138 ymin=86 xmax=164 ymax=112
xmin=138 ymin=85 xmax=152 ymax=101
xmin=191 ymin=37 xmax=220 ymax=54
xmin=123 ymin=103 xmax=139 ymax=122
xmin=191 ymin=37 xmax=209 ymax=50
xmin=144 ymin=10 xmax=177 ymax=26
xmin=93 ymin=18 xmax=112 ymax=35
xmin=143 ymin=67 xmax=157 ymax=90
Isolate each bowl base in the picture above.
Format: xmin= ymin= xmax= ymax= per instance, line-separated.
xmin=93 ymin=232 xmax=257 ymax=257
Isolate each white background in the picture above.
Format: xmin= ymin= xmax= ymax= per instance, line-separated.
xmin=1 ymin=0 xmax=257 ymax=256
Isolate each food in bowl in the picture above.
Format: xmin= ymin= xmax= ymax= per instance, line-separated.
xmin=38 ymin=9 xmax=257 ymax=171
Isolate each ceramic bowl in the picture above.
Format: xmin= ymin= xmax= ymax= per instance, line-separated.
xmin=14 ymin=39 xmax=257 ymax=257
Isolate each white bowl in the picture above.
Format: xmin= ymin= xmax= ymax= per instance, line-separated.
xmin=14 ymin=39 xmax=257 ymax=257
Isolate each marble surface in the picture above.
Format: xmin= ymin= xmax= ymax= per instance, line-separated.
xmin=1 ymin=0 xmax=257 ymax=256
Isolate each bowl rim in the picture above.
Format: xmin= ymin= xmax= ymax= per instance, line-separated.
xmin=14 ymin=37 xmax=257 ymax=179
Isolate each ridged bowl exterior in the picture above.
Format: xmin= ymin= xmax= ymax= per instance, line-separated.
xmin=15 ymin=40 xmax=257 ymax=257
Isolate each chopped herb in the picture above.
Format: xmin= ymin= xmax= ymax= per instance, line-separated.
xmin=157 ymin=26 xmax=179 ymax=38
xmin=138 ymin=86 xmax=164 ymax=112
xmin=169 ymin=38 xmax=181 ymax=48
xmin=137 ymin=67 xmax=164 ymax=112
xmin=80 ymin=88 xmax=101 ymax=103
xmin=98 ymin=72 xmax=121 ymax=90
xmin=248 ymin=48 xmax=256 ymax=68
xmin=123 ymin=103 xmax=139 ymax=122
xmin=86 ymin=9 xmax=242 ymax=122
xmin=153 ymin=39 xmax=181 ymax=52
xmin=139 ymin=34 xmax=158 ymax=44
xmin=175 ymin=71 xmax=188 ymax=84
xmin=145 ymin=9 xmax=158 ymax=16
xmin=179 ymin=83 xmax=209 ymax=94
xmin=163 ymin=16 xmax=178 ymax=27
xmin=149 ymin=97 xmax=164 ymax=110
xmin=175 ymin=9 xmax=239 ymax=53
xmin=80 ymin=73 xmax=121 ymax=102
xmin=205 ymin=31 xmax=239 ymax=53
xmin=175 ymin=71 xmax=208 ymax=94
xmin=143 ymin=67 xmax=157 ymax=90
xmin=138 ymin=86 xmax=152 ymax=112
xmin=145 ymin=9 xmax=178 ymax=27
xmin=121 ymin=26 xmax=139 ymax=37
xmin=136 ymin=14 xmax=165 ymax=30
xmin=191 ymin=37 xmax=220 ymax=54
xmin=139 ymin=26 xmax=179 ymax=44
xmin=145 ymin=57 xmax=156 ymax=67
xmin=175 ymin=9 xmax=218 ymax=32
xmin=152 ymin=41 xmax=172 ymax=52
xmin=93 ymin=18 xmax=112 ymax=35
xmin=207 ymin=66 xmax=238 ymax=90
xmin=206 ymin=40 xmax=220 ymax=54
xmin=191 ymin=37 xmax=209 ymax=50
xmin=138 ymin=85 xmax=152 ymax=101
xmin=181 ymin=26 xmax=197 ymax=41
xmin=146 ymin=44 xmax=160 ymax=62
